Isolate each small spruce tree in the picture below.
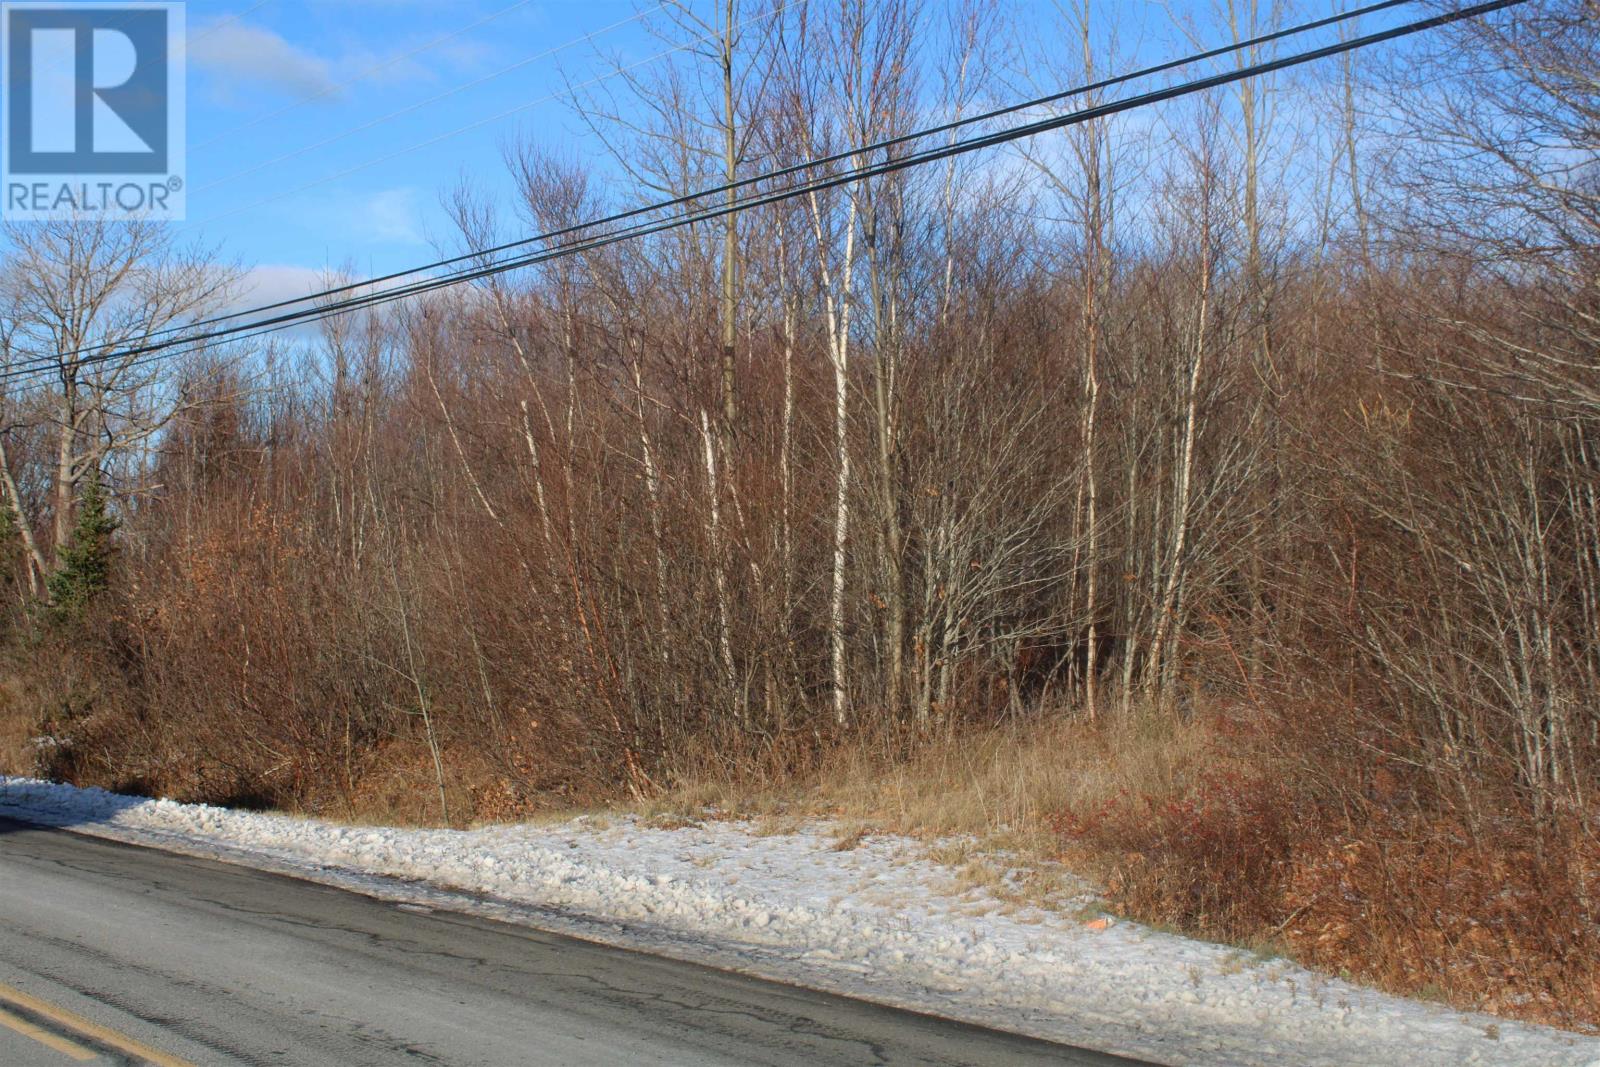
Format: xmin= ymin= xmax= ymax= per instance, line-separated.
xmin=0 ymin=499 xmax=19 ymax=614
xmin=0 ymin=498 xmax=19 ymax=568
xmin=47 ymin=475 xmax=119 ymax=620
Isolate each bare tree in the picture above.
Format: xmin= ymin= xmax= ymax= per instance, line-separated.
xmin=0 ymin=219 xmax=234 ymax=584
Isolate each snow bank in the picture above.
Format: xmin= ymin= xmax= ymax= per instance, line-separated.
xmin=2 ymin=776 xmax=1595 ymax=1067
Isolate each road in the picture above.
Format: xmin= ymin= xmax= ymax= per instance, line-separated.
xmin=0 ymin=818 xmax=1147 ymax=1066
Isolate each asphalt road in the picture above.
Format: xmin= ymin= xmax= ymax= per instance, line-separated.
xmin=0 ymin=818 xmax=1148 ymax=1066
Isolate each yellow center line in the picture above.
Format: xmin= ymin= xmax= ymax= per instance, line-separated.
xmin=0 ymin=983 xmax=196 ymax=1067
xmin=0 ymin=1003 xmax=97 ymax=1061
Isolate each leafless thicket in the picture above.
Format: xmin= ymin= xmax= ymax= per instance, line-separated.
xmin=0 ymin=0 xmax=1597 ymax=1018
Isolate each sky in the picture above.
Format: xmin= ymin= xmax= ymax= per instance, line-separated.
xmin=151 ymin=0 xmax=1422 ymax=314
xmin=182 ymin=0 xmax=688 ymax=310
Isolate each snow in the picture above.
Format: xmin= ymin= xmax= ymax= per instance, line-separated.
xmin=3 ymin=776 xmax=1596 ymax=1067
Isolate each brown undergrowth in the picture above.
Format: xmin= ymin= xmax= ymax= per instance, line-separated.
xmin=1281 ymin=810 xmax=1600 ymax=1028
xmin=644 ymin=709 xmax=1214 ymax=853
xmin=3 ymin=684 xmax=1595 ymax=1033
xmin=1039 ymin=715 xmax=1600 ymax=1033
xmin=648 ymin=708 xmax=1600 ymax=1033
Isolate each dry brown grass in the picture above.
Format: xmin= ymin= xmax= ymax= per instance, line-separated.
xmin=645 ymin=708 xmax=1214 ymax=860
xmin=0 ymin=680 xmax=36 ymax=776
xmin=645 ymin=709 xmax=1600 ymax=1033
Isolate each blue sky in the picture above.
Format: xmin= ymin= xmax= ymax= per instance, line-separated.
xmin=184 ymin=0 xmax=690 ymax=307
xmin=171 ymin=0 xmax=1412 ymax=310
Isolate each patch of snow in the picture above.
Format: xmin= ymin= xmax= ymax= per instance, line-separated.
xmin=2 ymin=775 xmax=1595 ymax=1067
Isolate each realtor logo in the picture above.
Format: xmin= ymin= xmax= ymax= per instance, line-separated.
xmin=2 ymin=2 xmax=185 ymax=220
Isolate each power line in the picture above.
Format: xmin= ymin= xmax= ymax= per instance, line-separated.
xmin=6 ymin=0 xmax=1486 ymax=380
xmin=212 ymin=0 xmax=1533 ymax=340
xmin=1 ymin=0 xmax=1528 ymax=386
xmin=189 ymin=0 xmax=274 ymax=46
xmin=194 ymin=1 xmax=788 ymax=225
xmin=70 ymin=0 xmax=1417 ymax=367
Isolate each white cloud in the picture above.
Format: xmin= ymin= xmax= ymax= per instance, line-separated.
xmin=361 ymin=187 xmax=426 ymax=246
xmin=224 ymin=264 xmax=369 ymax=341
xmin=279 ymin=186 xmax=428 ymax=248
xmin=231 ymin=264 xmax=334 ymax=311
xmin=191 ymin=23 xmax=339 ymax=102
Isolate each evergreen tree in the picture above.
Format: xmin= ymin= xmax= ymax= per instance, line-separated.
xmin=47 ymin=475 xmax=118 ymax=620
xmin=0 ymin=498 xmax=19 ymax=567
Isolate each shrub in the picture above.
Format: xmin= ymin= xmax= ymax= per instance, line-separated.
xmin=1058 ymin=764 xmax=1305 ymax=942
xmin=1283 ymin=809 xmax=1600 ymax=1029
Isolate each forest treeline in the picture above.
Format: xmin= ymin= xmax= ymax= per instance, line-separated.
xmin=0 ymin=0 xmax=1596 ymax=1027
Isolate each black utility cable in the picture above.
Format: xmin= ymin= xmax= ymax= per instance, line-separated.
xmin=15 ymin=0 xmax=1421 ymax=373
xmin=0 ymin=0 xmax=1527 ymax=386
